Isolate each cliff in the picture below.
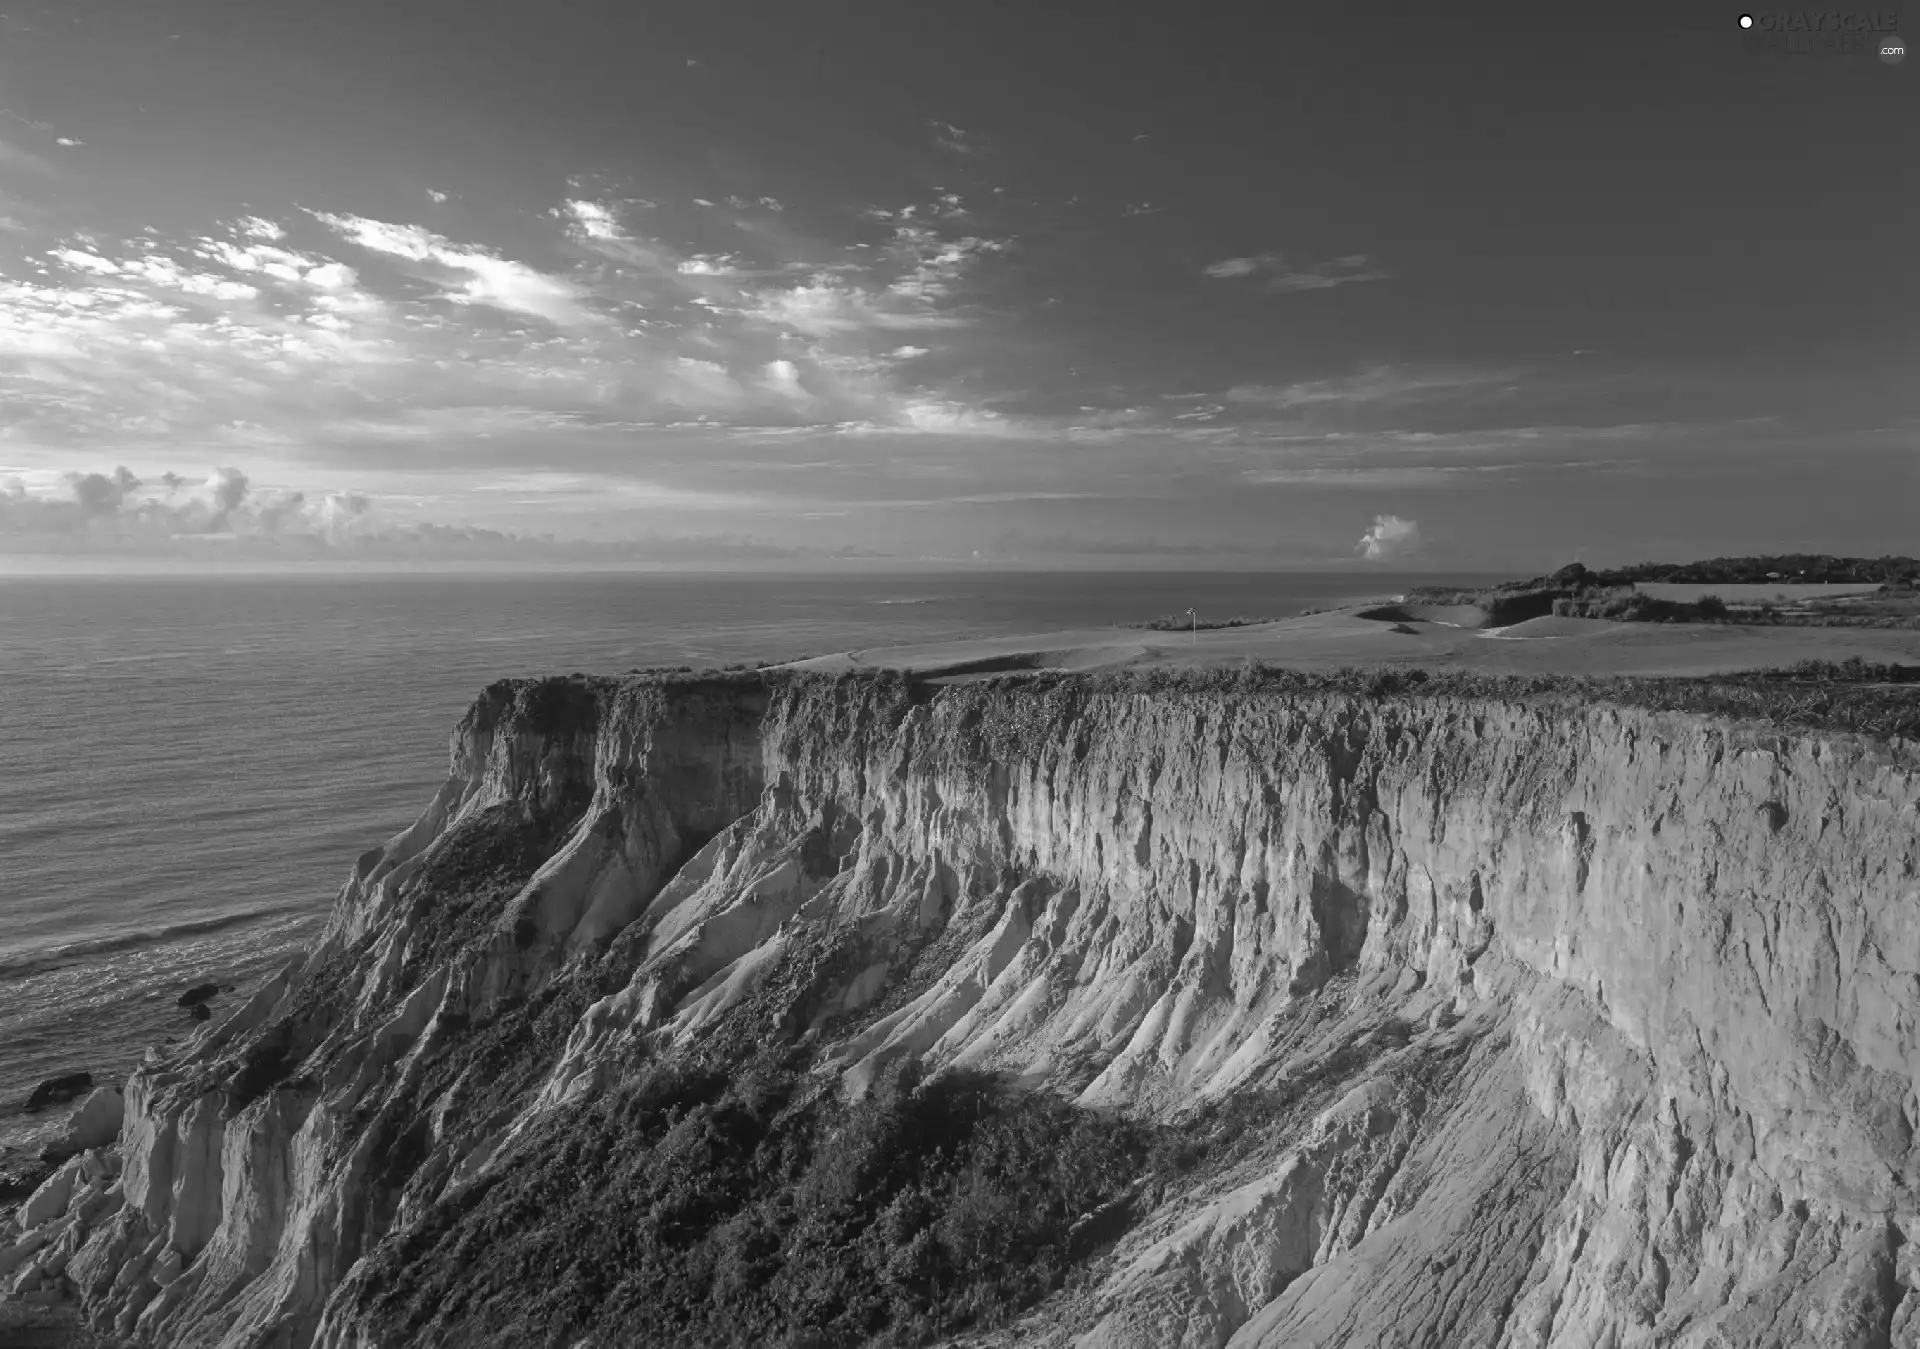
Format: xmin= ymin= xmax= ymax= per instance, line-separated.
xmin=6 ymin=667 xmax=1920 ymax=1348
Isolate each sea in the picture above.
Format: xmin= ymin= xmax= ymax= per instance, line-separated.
xmin=0 ymin=568 xmax=1487 ymax=1149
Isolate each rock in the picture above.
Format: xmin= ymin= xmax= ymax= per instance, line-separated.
xmin=0 ymin=1229 xmax=49 ymax=1279
xmin=151 ymin=1247 xmax=183 ymax=1288
xmin=1548 ymin=561 xmax=1593 ymax=586
xmin=22 ymin=1073 xmax=91 ymax=1114
xmin=15 ymin=1157 xmax=81 ymax=1228
xmin=188 ymin=1002 xmax=212 ymax=1022
xmin=0 ymin=1154 xmax=53 ymax=1205
xmin=20 ymin=1283 xmax=66 ymax=1305
xmin=8 ymin=1258 xmax=45 ymax=1296
xmin=56 ymin=1086 xmax=123 ymax=1155
xmin=177 ymin=982 xmax=222 ymax=1009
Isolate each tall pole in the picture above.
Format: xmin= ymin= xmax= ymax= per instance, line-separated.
xmin=1187 ymin=607 xmax=1197 ymax=644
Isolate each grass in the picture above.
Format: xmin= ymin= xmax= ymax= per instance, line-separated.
xmin=841 ymin=661 xmax=1920 ymax=745
xmin=1403 ymin=578 xmax=1920 ymax=630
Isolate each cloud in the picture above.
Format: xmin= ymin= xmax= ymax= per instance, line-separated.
xmin=310 ymin=211 xmax=601 ymax=326
xmin=930 ymin=120 xmax=986 ymax=155
xmin=66 ymin=466 xmax=140 ymax=514
xmin=1244 ymin=467 xmax=1465 ymax=488
xmin=1225 ymin=365 xmax=1515 ymax=411
xmin=206 ymin=465 xmax=250 ymax=513
xmin=1203 ymin=252 xmax=1392 ymax=293
xmin=426 ymin=188 xmax=449 ymax=204
xmin=55 ymin=137 xmax=83 ymax=148
xmin=0 ymin=464 xmax=881 ymax=564
xmin=559 ymin=199 xmax=621 ymax=241
xmin=50 ymin=247 xmax=260 ymax=299
xmin=1355 ymin=513 xmax=1421 ymax=561
xmin=0 ymin=186 xmax=1046 ymax=535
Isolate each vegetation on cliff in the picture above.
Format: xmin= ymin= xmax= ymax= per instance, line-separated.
xmin=1406 ymin=556 xmax=1920 ymax=629
xmin=348 ymin=1053 xmax=1172 ymax=1348
xmin=1576 ymin=553 xmax=1919 ymax=586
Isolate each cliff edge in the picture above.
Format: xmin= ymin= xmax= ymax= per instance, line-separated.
xmin=5 ymin=666 xmax=1919 ymax=1348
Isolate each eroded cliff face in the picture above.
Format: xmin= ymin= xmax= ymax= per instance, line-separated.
xmin=7 ymin=671 xmax=1918 ymax=1348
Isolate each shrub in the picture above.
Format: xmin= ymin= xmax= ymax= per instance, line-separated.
xmin=351 ymin=1057 xmax=1178 ymax=1348
xmin=1127 ymin=614 xmax=1273 ymax=632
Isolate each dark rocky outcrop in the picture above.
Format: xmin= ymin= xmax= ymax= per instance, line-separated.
xmin=22 ymin=1073 xmax=92 ymax=1114
xmin=176 ymin=983 xmax=222 ymax=1009
xmin=0 ymin=1148 xmax=55 ymax=1204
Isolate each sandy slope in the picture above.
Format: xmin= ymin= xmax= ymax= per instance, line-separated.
xmin=783 ymin=607 xmax=1920 ymax=680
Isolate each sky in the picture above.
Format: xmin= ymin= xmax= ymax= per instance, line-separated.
xmin=0 ymin=0 xmax=1911 ymax=572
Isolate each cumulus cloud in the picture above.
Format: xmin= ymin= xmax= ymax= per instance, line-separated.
xmin=66 ymin=465 xmax=139 ymax=514
xmin=1203 ymin=252 xmax=1392 ymax=293
xmin=1355 ymin=513 xmax=1421 ymax=561
xmin=3 ymin=466 xmax=434 ymax=551
xmin=0 ymin=465 xmax=874 ymax=563
xmin=205 ymin=465 xmax=250 ymax=513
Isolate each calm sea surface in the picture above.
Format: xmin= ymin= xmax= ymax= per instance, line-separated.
xmin=0 ymin=568 xmax=1492 ymax=1146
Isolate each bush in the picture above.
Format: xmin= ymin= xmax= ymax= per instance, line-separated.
xmin=1127 ymin=614 xmax=1272 ymax=632
xmin=352 ymin=1057 xmax=1176 ymax=1348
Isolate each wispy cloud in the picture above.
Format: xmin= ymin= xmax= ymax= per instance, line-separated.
xmin=309 ymin=211 xmax=602 ymax=326
xmin=1225 ymin=365 xmax=1516 ymax=410
xmin=930 ymin=120 xmax=988 ymax=155
xmin=1203 ymin=252 xmax=1392 ymax=293
xmin=0 ymin=187 xmax=1038 ymax=505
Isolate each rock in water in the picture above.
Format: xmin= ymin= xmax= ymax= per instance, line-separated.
xmin=187 ymin=1003 xmax=212 ymax=1022
xmin=0 ymin=1152 xmax=53 ymax=1205
xmin=21 ymin=1073 xmax=90 ymax=1114
xmin=176 ymin=982 xmax=222 ymax=1008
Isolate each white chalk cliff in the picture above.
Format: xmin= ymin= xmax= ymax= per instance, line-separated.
xmin=5 ymin=669 xmax=1919 ymax=1346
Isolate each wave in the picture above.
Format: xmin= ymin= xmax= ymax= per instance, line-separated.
xmin=60 ymin=651 xmax=202 ymax=670
xmin=871 ymin=596 xmax=947 ymax=607
xmin=0 ymin=905 xmax=318 ymax=981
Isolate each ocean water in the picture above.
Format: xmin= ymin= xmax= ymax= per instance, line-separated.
xmin=0 ymin=568 xmax=1485 ymax=1148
